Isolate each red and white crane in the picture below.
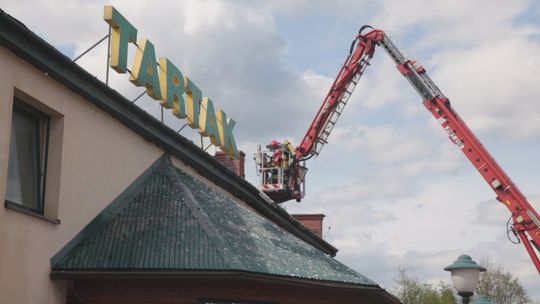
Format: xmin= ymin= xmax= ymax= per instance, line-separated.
xmin=254 ymin=26 xmax=540 ymax=274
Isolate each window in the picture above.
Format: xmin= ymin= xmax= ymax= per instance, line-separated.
xmin=5 ymin=99 xmax=50 ymax=214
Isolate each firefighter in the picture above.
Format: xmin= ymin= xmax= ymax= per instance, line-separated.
xmin=283 ymin=139 xmax=294 ymax=155
xmin=281 ymin=150 xmax=290 ymax=186
xmin=267 ymin=140 xmax=280 ymax=150
xmin=282 ymin=140 xmax=294 ymax=169
xmin=271 ymin=148 xmax=283 ymax=184
xmin=272 ymin=148 xmax=283 ymax=167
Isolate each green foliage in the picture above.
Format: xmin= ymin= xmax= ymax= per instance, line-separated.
xmin=439 ymin=282 xmax=457 ymax=304
xmin=396 ymin=259 xmax=534 ymax=304
xmin=476 ymin=259 xmax=530 ymax=304
xmin=396 ymin=268 xmax=457 ymax=304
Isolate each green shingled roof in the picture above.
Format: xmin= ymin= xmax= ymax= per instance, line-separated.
xmin=51 ymin=155 xmax=377 ymax=286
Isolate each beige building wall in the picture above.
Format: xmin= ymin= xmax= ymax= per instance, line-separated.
xmin=0 ymin=45 xmax=254 ymax=304
xmin=0 ymin=46 xmax=161 ymax=303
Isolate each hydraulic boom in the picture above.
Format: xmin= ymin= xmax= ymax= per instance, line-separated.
xmin=255 ymin=26 xmax=540 ymax=274
xmin=370 ymin=27 xmax=540 ymax=274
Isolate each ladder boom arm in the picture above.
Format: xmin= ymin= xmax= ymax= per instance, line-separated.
xmin=295 ymin=29 xmax=384 ymax=160
xmin=261 ymin=28 xmax=540 ymax=275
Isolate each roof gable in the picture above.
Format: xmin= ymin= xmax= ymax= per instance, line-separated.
xmin=51 ymin=155 xmax=376 ymax=286
xmin=51 ymin=156 xmax=228 ymax=270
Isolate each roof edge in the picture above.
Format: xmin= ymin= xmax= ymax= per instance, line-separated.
xmin=50 ymin=269 xmax=379 ymax=289
xmin=0 ymin=9 xmax=337 ymax=256
xmin=50 ymin=270 xmax=402 ymax=303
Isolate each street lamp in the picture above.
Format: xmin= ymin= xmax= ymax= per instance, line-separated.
xmin=472 ymin=295 xmax=494 ymax=304
xmin=444 ymin=254 xmax=487 ymax=304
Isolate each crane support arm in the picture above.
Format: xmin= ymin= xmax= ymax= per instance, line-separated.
xmin=374 ymin=29 xmax=540 ymax=274
xmin=258 ymin=27 xmax=540 ymax=275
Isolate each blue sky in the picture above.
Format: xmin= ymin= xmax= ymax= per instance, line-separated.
xmin=3 ymin=0 xmax=540 ymax=300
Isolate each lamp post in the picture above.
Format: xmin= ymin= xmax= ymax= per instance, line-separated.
xmin=444 ymin=254 xmax=487 ymax=304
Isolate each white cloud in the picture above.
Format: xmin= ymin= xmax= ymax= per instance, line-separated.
xmin=371 ymin=0 xmax=532 ymax=44
xmin=353 ymin=55 xmax=405 ymax=110
xmin=331 ymin=124 xmax=434 ymax=163
xmin=365 ymin=0 xmax=540 ymax=142
xmin=430 ymin=37 xmax=540 ymax=140
xmin=183 ymin=0 xmax=238 ymax=35
xmin=473 ymin=199 xmax=510 ymax=226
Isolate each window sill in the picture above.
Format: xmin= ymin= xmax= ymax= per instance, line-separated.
xmin=5 ymin=201 xmax=61 ymax=224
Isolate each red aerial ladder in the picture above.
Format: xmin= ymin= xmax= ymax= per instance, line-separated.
xmin=254 ymin=25 xmax=540 ymax=274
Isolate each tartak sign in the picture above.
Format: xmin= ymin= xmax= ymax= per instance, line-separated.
xmin=104 ymin=6 xmax=238 ymax=158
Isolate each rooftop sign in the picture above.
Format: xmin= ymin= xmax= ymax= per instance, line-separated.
xmin=103 ymin=6 xmax=238 ymax=158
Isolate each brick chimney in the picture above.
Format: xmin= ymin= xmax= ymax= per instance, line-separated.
xmin=215 ymin=151 xmax=245 ymax=178
xmin=292 ymin=214 xmax=325 ymax=238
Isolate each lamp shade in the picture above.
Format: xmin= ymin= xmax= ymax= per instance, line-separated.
xmin=444 ymin=255 xmax=486 ymax=293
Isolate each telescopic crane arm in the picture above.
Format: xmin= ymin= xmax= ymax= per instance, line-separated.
xmin=256 ymin=27 xmax=540 ymax=274
xmin=371 ymin=28 xmax=540 ymax=274
xmin=301 ymin=26 xmax=540 ymax=274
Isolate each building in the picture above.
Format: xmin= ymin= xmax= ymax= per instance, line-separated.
xmin=0 ymin=8 xmax=401 ymax=304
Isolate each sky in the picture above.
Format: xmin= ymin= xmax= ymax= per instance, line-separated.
xmin=2 ymin=0 xmax=540 ymax=299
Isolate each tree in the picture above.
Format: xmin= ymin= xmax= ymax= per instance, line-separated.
xmin=439 ymin=282 xmax=457 ymax=304
xmin=396 ymin=267 xmax=457 ymax=304
xmin=476 ymin=259 xmax=530 ymax=304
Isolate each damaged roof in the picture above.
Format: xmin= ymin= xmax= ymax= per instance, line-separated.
xmin=51 ymin=155 xmax=376 ymax=286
